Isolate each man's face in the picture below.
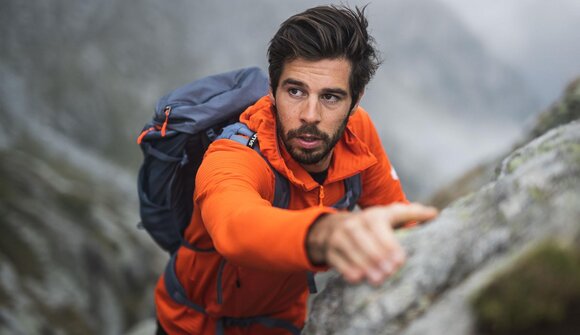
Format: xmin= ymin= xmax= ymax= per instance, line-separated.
xmin=270 ymin=57 xmax=356 ymax=172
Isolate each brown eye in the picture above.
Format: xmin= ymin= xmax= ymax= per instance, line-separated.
xmin=288 ymin=88 xmax=304 ymax=97
xmin=321 ymin=94 xmax=339 ymax=103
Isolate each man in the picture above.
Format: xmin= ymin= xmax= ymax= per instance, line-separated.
xmin=155 ymin=5 xmax=437 ymax=334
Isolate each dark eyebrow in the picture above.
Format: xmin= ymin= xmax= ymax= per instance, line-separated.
xmin=321 ymin=88 xmax=348 ymax=97
xmin=281 ymin=78 xmax=349 ymax=97
xmin=281 ymin=78 xmax=307 ymax=88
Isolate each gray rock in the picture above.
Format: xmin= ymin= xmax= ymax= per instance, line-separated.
xmin=304 ymin=120 xmax=580 ymax=335
xmin=0 ymin=146 xmax=165 ymax=335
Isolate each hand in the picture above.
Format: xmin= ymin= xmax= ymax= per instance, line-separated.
xmin=306 ymin=203 xmax=438 ymax=286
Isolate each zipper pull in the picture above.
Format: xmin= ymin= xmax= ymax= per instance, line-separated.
xmin=161 ymin=106 xmax=171 ymax=137
xmin=319 ymin=185 xmax=325 ymax=207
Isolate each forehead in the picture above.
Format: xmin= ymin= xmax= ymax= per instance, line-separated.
xmin=279 ymin=58 xmax=351 ymax=93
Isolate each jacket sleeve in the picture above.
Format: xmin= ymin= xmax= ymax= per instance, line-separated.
xmin=194 ymin=140 xmax=334 ymax=272
xmin=354 ymin=110 xmax=410 ymax=208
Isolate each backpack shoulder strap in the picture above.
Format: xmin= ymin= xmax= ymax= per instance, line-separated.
xmin=269 ymin=168 xmax=290 ymax=209
xmin=218 ymin=122 xmax=362 ymax=211
xmin=217 ymin=122 xmax=291 ymax=209
xmin=332 ymin=173 xmax=362 ymax=211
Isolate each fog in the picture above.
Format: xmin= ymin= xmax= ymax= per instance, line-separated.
xmin=2 ymin=0 xmax=579 ymax=199
xmin=440 ymin=0 xmax=580 ymax=106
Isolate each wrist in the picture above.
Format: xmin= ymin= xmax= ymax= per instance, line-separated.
xmin=306 ymin=214 xmax=330 ymax=265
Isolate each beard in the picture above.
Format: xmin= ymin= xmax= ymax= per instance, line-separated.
xmin=275 ymin=108 xmax=350 ymax=166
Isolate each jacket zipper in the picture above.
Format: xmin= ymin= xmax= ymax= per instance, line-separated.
xmin=318 ymin=185 xmax=325 ymax=207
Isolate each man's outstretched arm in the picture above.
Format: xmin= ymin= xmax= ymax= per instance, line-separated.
xmin=306 ymin=203 xmax=438 ymax=286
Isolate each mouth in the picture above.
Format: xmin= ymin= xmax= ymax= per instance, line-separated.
xmin=298 ymin=134 xmax=321 ymax=141
xmin=295 ymin=134 xmax=322 ymax=149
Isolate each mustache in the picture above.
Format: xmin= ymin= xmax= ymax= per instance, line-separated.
xmin=286 ymin=124 xmax=330 ymax=141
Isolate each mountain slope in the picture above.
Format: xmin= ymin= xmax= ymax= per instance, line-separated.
xmin=0 ymin=135 xmax=164 ymax=334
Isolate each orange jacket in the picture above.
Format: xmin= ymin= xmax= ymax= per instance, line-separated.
xmin=155 ymin=96 xmax=409 ymax=334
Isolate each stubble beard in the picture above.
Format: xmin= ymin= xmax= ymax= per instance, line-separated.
xmin=274 ymin=107 xmax=350 ymax=166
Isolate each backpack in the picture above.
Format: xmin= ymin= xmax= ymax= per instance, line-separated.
xmin=136 ymin=67 xmax=269 ymax=254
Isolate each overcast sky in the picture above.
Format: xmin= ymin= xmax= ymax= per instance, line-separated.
xmin=439 ymin=0 xmax=580 ymax=107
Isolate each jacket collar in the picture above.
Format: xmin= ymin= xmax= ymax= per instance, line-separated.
xmin=240 ymin=96 xmax=377 ymax=191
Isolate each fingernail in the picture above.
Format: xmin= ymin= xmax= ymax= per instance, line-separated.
xmin=367 ymin=268 xmax=382 ymax=282
xmin=393 ymin=250 xmax=405 ymax=264
xmin=345 ymin=273 xmax=357 ymax=283
xmin=379 ymin=261 xmax=393 ymax=274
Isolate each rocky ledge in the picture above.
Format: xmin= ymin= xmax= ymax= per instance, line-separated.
xmin=304 ymin=119 xmax=580 ymax=334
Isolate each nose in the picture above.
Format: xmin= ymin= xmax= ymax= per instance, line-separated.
xmin=299 ymin=98 xmax=321 ymax=124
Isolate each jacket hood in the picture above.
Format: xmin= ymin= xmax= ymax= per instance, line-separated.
xmin=240 ymin=96 xmax=378 ymax=191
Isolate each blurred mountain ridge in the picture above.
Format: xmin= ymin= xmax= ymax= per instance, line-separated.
xmin=1 ymin=0 xmax=541 ymax=197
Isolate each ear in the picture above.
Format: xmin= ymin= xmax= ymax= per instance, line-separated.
xmin=268 ymin=87 xmax=276 ymax=106
xmin=350 ymin=89 xmax=365 ymax=115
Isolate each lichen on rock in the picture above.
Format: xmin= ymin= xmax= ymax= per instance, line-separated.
xmin=471 ymin=240 xmax=580 ymax=335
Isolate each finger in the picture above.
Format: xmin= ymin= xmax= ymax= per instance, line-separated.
xmin=327 ymin=249 xmax=364 ymax=283
xmin=361 ymin=209 xmax=407 ymax=264
xmin=327 ymin=220 xmax=391 ymax=284
xmin=329 ymin=227 xmax=376 ymax=276
xmin=352 ymin=224 xmax=392 ymax=284
xmin=356 ymin=222 xmax=398 ymax=281
xmin=330 ymin=231 xmax=404 ymax=286
xmin=382 ymin=234 xmax=406 ymax=272
xmin=380 ymin=203 xmax=438 ymax=228
xmin=340 ymin=216 xmax=407 ymax=285
xmin=347 ymin=219 xmax=390 ymax=267
xmin=335 ymin=210 xmax=407 ymax=281
xmin=362 ymin=210 xmax=397 ymax=254
xmin=366 ymin=225 xmax=406 ymax=278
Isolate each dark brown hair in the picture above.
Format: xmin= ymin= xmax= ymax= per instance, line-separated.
xmin=267 ymin=5 xmax=381 ymax=109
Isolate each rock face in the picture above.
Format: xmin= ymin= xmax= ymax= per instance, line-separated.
xmin=304 ymin=119 xmax=580 ymax=334
xmin=0 ymin=141 xmax=165 ymax=334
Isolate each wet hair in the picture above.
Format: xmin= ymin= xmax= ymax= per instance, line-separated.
xmin=267 ymin=5 xmax=381 ymax=109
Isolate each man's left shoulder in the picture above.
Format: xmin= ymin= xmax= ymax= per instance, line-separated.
xmin=347 ymin=107 xmax=376 ymax=135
